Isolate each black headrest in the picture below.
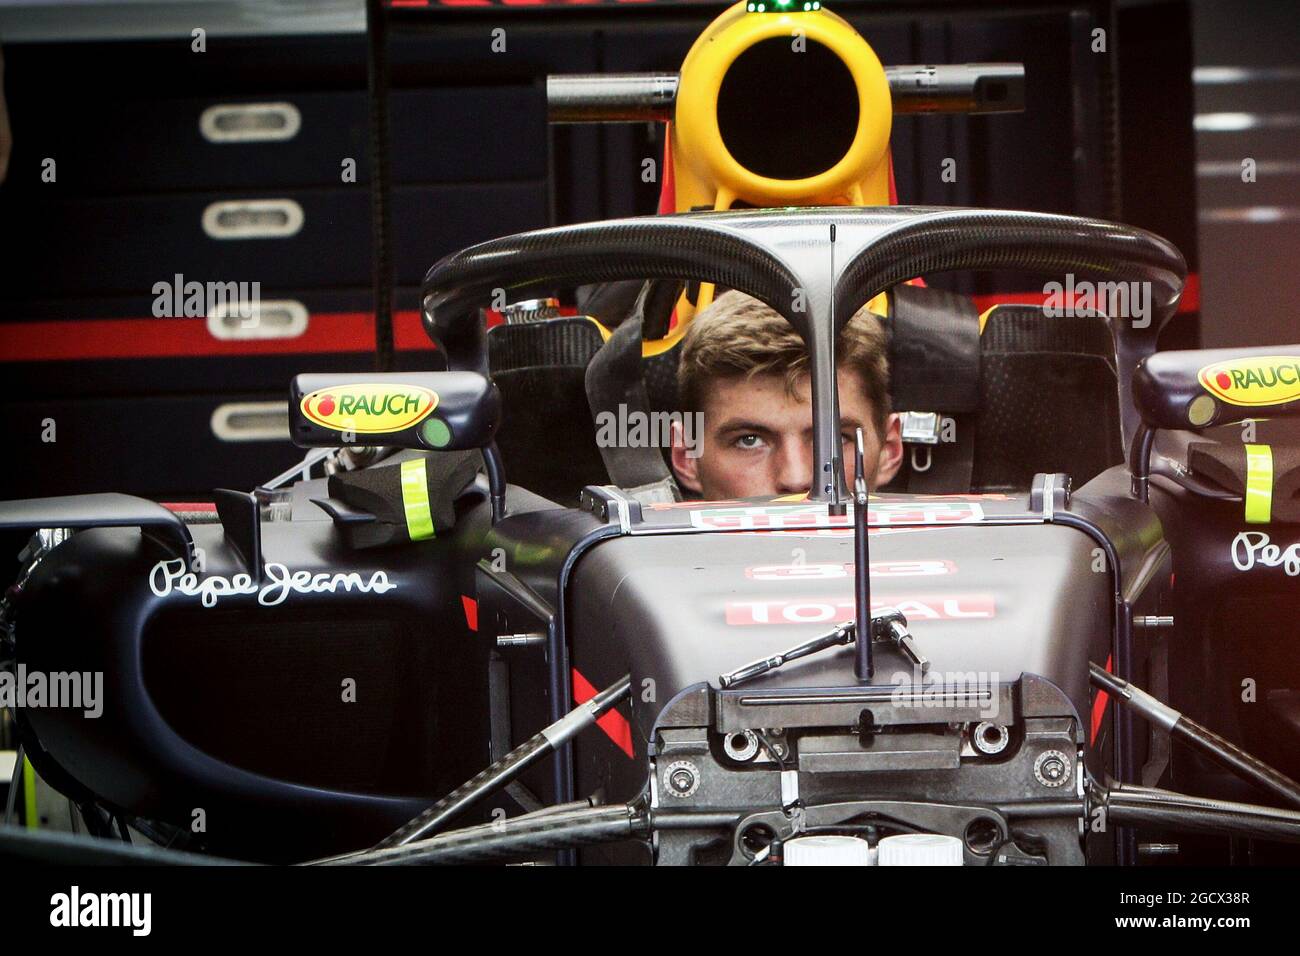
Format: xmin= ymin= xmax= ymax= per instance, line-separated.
xmin=980 ymin=304 xmax=1115 ymax=361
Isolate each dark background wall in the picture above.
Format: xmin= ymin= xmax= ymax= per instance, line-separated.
xmin=1190 ymin=0 xmax=1300 ymax=348
xmin=0 ymin=0 xmax=1203 ymax=499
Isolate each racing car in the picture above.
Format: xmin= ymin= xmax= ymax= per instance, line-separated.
xmin=2 ymin=3 xmax=1300 ymax=867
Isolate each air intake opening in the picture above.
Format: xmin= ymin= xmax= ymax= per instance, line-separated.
xmin=716 ymin=37 xmax=859 ymax=181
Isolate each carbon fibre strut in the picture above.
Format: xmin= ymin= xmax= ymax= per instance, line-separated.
xmin=303 ymin=675 xmax=633 ymax=863
xmin=322 ymin=784 xmax=1300 ymax=865
xmin=331 ymin=801 xmax=653 ymax=866
xmin=1089 ymin=663 xmax=1300 ymax=810
xmin=362 ymin=673 xmax=632 ymax=853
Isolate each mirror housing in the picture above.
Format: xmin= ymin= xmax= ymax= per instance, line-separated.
xmin=290 ymin=372 xmax=501 ymax=451
xmin=1134 ymin=346 xmax=1300 ymax=431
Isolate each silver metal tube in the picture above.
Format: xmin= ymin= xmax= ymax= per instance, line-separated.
xmin=547 ymin=73 xmax=679 ymax=123
xmin=884 ymin=63 xmax=1025 ymax=114
xmin=546 ymin=64 xmax=1024 ymax=123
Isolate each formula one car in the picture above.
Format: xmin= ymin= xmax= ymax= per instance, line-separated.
xmin=3 ymin=4 xmax=1300 ymax=867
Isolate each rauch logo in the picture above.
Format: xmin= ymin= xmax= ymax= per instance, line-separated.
xmin=301 ymin=383 xmax=437 ymax=434
xmin=1198 ymin=356 xmax=1300 ymax=407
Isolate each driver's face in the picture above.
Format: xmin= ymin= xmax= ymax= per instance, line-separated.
xmin=671 ymin=369 xmax=903 ymax=500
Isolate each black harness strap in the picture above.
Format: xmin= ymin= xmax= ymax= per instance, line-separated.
xmin=887 ymin=284 xmax=982 ymax=414
xmin=584 ymin=282 xmax=682 ymax=502
xmin=886 ymin=285 xmax=981 ymax=492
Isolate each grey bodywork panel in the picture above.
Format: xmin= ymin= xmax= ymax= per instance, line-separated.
xmin=571 ymin=519 xmax=1105 ymax=748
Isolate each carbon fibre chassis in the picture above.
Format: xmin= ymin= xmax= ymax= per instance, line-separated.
xmin=475 ymin=463 xmax=1171 ymax=864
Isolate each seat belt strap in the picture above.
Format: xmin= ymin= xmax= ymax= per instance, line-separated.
xmin=584 ymin=282 xmax=682 ymax=501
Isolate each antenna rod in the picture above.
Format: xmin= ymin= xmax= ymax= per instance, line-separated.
xmin=852 ymin=427 xmax=873 ymax=681
xmin=825 ymin=222 xmax=846 ymax=513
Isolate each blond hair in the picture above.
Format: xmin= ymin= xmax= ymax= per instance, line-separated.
xmin=678 ymin=290 xmax=891 ymax=436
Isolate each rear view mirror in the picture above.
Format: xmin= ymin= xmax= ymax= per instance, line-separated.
xmin=290 ymin=372 xmax=501 ymax=451
xmin=1134 ymin=346 xmax=1300 ymax=431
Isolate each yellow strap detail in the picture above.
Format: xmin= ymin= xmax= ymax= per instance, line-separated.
xmin=1244 ymin=443 xmax=1273 ymax=524
xmin=23 ymin=755 xmax=38 ymax=829
xmin=400 ymin=458 xmax=436 ymax=540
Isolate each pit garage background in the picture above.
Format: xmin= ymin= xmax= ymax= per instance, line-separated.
xmin=0 ymin=0 xmax=1286 ymax=501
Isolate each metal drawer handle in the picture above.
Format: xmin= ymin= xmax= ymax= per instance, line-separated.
xmin=199 ymin=102 xmax=302 ymax=143
xmin=202 ymin=199 xmax=304 ymax=239
xmin=210 ymin=402 xmax=291 ymax=443
xmin=207 ymin=299 xmax=309 ymax=340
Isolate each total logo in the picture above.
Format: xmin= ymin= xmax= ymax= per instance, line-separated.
xmin=301 ymin=383 xmax=437 ymax=434
xmin=1198 ymin=356 xmax=1300 ymax=407
xmin=726 ymin=594 xmax=995 ymax=626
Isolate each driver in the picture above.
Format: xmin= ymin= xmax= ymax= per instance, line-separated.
xmin=670 ymin=290 xmax=903 ymax=500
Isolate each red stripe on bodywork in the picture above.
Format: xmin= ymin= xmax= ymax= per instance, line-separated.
xmin=1090 ymin=653 xmax=1113 ymax=747
xmin=461 ymin=595 xmax=478 ymax=632
xmin=572 ymin=668 xmax=635 ymax=758
xmin=0 ymin=310 xmax=432 ymax=362
xmin=972 ymin=273 xmax=1200 ymax=316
